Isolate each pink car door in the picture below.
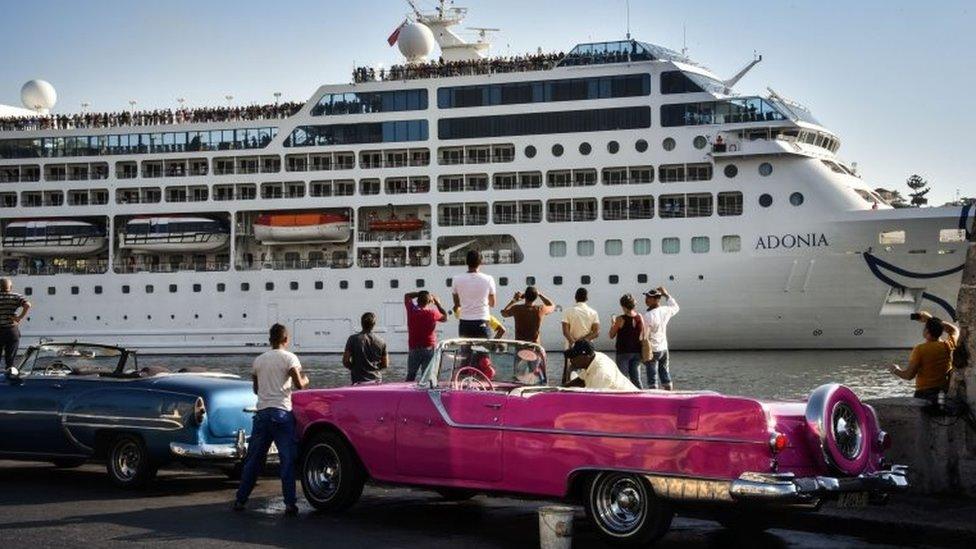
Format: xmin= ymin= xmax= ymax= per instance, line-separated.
xmin=395 ymin=387 xmax=506 ymax=482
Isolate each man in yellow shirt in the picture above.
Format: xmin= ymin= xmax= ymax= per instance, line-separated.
xmin=454 ymin=306 xmax=506 ymax=339
xmin=889 ymin=312 xmax=958 ymax=401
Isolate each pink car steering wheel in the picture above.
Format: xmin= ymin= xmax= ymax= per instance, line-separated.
xmin=452 ymin=366 xmax=494 ymax=392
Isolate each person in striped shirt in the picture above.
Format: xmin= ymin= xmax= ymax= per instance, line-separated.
xmin=0 ymin=278 xmax=31 ymax=369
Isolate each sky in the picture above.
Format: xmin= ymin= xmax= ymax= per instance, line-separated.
xmin=1 ymin=0 xmax=974 ymax=204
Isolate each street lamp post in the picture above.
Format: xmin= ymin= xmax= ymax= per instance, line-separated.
xmin=273 ymin=92 xmax=282 ymax=106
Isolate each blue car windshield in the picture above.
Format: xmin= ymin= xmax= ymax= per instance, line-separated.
xmin=22 ymin=344 xmax=125 ymax=377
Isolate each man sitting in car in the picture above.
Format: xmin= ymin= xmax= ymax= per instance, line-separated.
xmin=563 ymin=340 xmax=639 ymax=391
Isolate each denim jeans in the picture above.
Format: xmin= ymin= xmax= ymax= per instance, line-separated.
xmin=236 ymin=408 xmax=297 ymax=506
xmin=615 ymin=352 xmax=643 ymax=388
xmin=407 ymin=347 xmax=435 ymax=382
xmin=645 ymin=350 xmax=672 ymax=389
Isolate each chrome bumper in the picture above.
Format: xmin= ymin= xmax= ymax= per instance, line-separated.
xmin=729 ymin=465 xmax=909 ymax=503
xmin=169 ymin=429 xmax=248 ymax=460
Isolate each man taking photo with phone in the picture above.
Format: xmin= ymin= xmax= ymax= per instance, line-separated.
xmin=889 ymin=311 xmax=959 ymax=402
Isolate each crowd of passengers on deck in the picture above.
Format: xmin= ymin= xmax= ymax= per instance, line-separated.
xmin=352 ymin=51 xmax=566 ymax=83
xmin=0 ymin=102 xmax=304 ymax=132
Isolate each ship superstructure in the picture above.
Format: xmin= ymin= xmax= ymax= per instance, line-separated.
xmin=0 ymin=3 xmax=969 ymax=353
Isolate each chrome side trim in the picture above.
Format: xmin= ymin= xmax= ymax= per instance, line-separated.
xmin=170 ymin=442 xmax=240 ymax=459
xmin=426 ymin=390 xmax=765 ymax=446
xmin=64 ymin=422 xmax=183 ymax=432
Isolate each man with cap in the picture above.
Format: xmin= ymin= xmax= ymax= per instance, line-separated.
xmin=641 ymin=286 xmax=679 ymax=390
xmin=563 ymin=340 xmax=638 ymax=391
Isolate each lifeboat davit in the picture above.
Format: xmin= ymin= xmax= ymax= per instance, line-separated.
xmin=120 ymin=216 xmax=229 ymax=253
xmin=253 ymin=212 xmax=351 ymax=244
xmin=367 ymin=218 xmax=425 ymax=232
xmin=2 ymin=220 xmax=107 ymax=257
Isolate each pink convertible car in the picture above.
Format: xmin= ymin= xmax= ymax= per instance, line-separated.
xmin=292 ymin=339 xmax=907 ymax=545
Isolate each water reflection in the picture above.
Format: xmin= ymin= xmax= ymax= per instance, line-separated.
xmin=150 ymin=349 xmax=911 ymax=401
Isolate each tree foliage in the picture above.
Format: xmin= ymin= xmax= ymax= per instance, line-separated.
xmin=905 ymin=174 xmax=930 ymax=207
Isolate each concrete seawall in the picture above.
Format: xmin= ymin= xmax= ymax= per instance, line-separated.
xmin=868 ymin=397 xmax=976 ymax=496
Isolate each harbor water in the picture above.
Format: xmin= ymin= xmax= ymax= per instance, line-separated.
xmin=148 ymin=349 xmax=911 ymax=401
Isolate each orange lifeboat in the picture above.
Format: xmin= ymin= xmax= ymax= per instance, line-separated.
xmin=368 ymin=218 xmax=425 ymax=232
xmin=254 ymin=212 xmax=351 ymax=243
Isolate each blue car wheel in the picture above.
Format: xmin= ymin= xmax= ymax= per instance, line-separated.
xmin=106 ymin=434 xmax=158 ymax=489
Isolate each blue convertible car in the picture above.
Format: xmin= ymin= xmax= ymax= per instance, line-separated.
xmin=0 ymin=342 xmax=259 ymax=488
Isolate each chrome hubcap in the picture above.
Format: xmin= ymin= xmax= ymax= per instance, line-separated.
xmin=113 ymin=440 xmax=141 ymax=481
xmin=304 ymin=444 xmax=341 ymax=501
xmin=832 ymin=402 xmax=863 ymax=459
xmin=594 ymin=474 xmax=645 ymax=534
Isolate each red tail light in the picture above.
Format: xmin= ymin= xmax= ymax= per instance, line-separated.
xmin=769 ymin=432 xmax=789 ymax=453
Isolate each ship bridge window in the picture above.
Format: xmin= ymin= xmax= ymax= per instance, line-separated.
xmin=311 ymin=89 xmax=428 ymax=116
xmin=691 ymin=236 xmax=710 ymax=253
xmin=660 ymin=98 xmax=788 ymax=127
xmin=605 ymin=239 xmax=623 ymax=256
xmin=285 ymin=120 xmax=428 ymax=147
xmin=438 ymin=106 xmax=651 ymax=140
xmin=577 ymin=240 xmax=595 ymax=256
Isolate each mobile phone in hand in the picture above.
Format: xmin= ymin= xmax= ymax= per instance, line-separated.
xmin=910 ymin=313 xmax=921 ymax=320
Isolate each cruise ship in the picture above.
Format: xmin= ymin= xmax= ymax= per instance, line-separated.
xmin=0 ymin=2 xmax=970 ymax=354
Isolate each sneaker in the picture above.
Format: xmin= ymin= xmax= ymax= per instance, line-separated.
xmin=284 ymin=504 xmax=299 ymax=516
xmin=232 ymin=501 xmax=246 ymax=512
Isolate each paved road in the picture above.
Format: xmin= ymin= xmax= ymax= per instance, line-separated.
xmin=0 ymin=461 xmax=947 ymax=548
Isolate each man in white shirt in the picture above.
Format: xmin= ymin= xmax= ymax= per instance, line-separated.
xmin=234 ymin=323 xmax=309 ymax=515
xmin=564 ymin=340 xmax=638 ymax=391
xmin=561 ymin=287 xmax=600 ymax=348
xmin=452 ymin=250 xmax=497 ymax=338
xmin=641 ymin=287 xmax=679 ymax=390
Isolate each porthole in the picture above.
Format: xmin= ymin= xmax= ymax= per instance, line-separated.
xmin=759 ymin=193 xmax=773 ymax=207
xmin=169 ymin=284 xmax=177 ymax=293
xmin=415 ymin=279 xmax=425 ymax=288
xmin=216 ymin=283 xmax=225 ymax=292
xmin=94 ymin=285 xmax=103 ymax=295
xmin=122 ymin=285 xmax=130 ymax=294
xmin=339 ymin=280 xmax=349 ymax=289
xmin=265 ymin=282 xmax=274 ymax=291
xmin=390 ymin=279 xmax=399 ymax=289
xmin=314 ymin=281 xmax=323 ymax=290
xmin=693 ymin=135 xmax=708 ymax=150
xmin=445 ymin=278 xmax=452 ymax=287
xmin=608 ymin=275 xmax=619 ymax=284
xmin=47 ymin=287 xmax=56 ymax=295
xmin=579 ymin=142 xmax=592 ymax=155
xmin=790 ymin=192 xmax=805 ymax=206
xmin=637 ymin=274 xmax=648 ymax=284
xmin=524 ymin=145 xmax=537 ymax=158
xmin=724 ymin=164 xmax=738 ymax=178
xmin=289 ymin=281 xmax=299 ymax=291
xmin=70 ymin=286 xmax=79 ymax=295
xmin=24 ymin=287 xmax=33 ymax=296
xmin=580 ymin=275 xmax=591 ymax=285
xmin=145 ymin=285 xmax=154 ymax=294
xmin=243 ymin=313 xmax=248 ymax=319
xmin=607 ymin=141 xmax=620 ymax=154
xmin=526 ymin=276 xmax=536 ymax=285
xmin=499 ymin=277 xmax=509 ymax=286
xmin=551 ymin=144 xmax=564 ymax=157
xmin=635 ymin=139 xmax=648 ymax=153
xmin=553 ymin=276 xmax=563 ymax=285
xmin=365 ymin=280 xmax=374 ymax=289
xmin=759 ymin=162 xmax=773 ymax=176
xmin=240 ymin=282 xmax=250 ymax=291
xmin=193 ymin=284 xmax=202 ymax=293
xmin=662 ymin=137 xmax=676 ymax=151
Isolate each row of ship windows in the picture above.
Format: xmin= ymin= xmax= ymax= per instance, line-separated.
xmin=0 ymin=134 xmax=724 ymax=184
xmin=309 ymin=72 xmax=725 ymax=117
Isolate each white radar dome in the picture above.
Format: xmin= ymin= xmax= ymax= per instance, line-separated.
xmin=21 ymin=80 xmax=58 ymax=113
xmin=397 ymin=22 xmax=435 ymax=63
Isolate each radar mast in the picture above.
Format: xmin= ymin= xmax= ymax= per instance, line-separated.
xmin=406 ymin=0 xmax=495 ymax=62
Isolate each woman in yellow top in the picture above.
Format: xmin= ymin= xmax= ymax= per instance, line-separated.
xmin=889 ymin=312 xmax=958 ymax=401
xmin=453 ymin=306 xmax=506 ymax=339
